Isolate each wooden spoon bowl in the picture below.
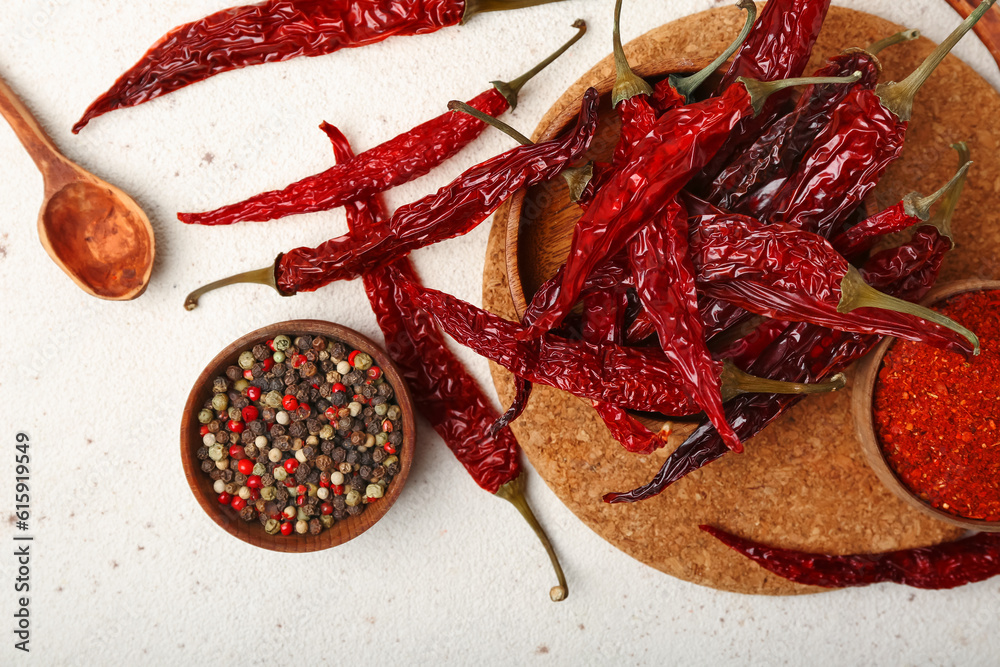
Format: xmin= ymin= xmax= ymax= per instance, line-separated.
xmin=180 ymin=320 xmax=416 ymax=552
xmin=0 ymin=74 xmax=154 ymax=300
xmin=853 ymin=279 xmax=1000 ymax=532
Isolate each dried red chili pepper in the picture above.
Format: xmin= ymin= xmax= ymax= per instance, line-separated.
xmin=522 ymin=71 xmax=861 ymax=337
xmin=700 ymin=526 xmax=1000 ymax=590
xmin=689 ymin=214 xmax=979 ymax=356
xmin=179 ymin=20 xmax=588 ymax=227
xmin=831 ymin=157 xmax=970 ymax=258
xmin=759 ymin=1 xmax=993 ymax=238
xmin=706 ymin=42 xmax=892 ymax=213
xmin=183 ymin=88 xmax=599 ymax=309
xmin=604 ymin=210 xmax=963 ymax=504
xmin=328 ymin=125 xmax=568 ymax=601
xmin=400 ymin=279 xmax=846 ymax=420
xmin=73 ymin=0 xmax=571 ymax=132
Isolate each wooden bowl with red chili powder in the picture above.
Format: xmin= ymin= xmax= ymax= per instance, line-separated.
xmin=181 ymin=320 xmax=415 ymax=552
xmin=854 ymin=280 xmax=1000 ymax=531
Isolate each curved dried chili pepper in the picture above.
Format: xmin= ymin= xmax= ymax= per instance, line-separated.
xmin=700 ymin=526 xmax=1000 ymax=590
xmin=328 ymin=124 xmax=569 ymax=601
xmin=183 ymin=87 xmax=599 ymax=309
xmin=761 ymin=1 xmax=993 ymax=238
xmin=401 ymin=279 xmax=846 ymax=418
xmin=522 ymin=71 xmax=861 ymax=338
xmin=179 ymin=20 xmax=588 ymax=226
xmin=74 ymin=0 xmax=570 ymax=132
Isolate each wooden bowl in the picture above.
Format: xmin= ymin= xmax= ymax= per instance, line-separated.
xmin=181 ymin=320 xmax=416 ymax=552
xmin=853 ymin=279 xmax=1000 ymax=532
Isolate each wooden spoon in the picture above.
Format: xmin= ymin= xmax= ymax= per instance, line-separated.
xmin=0 ymin=74 xmax=154 ymax=300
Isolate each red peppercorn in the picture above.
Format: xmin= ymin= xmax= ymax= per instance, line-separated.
xmin=242 ymin=406 xmax=259 ymax=422
xmin=332 ymin=484 xmax=345 ymax=496
xmin=217 ymin=492 xmax=232 ymax=505
xmin=280 ymin=521 xmax=293 ymax=536
xmin=228 ymin=419 xmax=246 ymax=434
xmin=383 ymin=444 xmax=396 ymax=455
xmin=348 ymin=350 xmax=360 ymax=366
xmin=237 ymin=459 xmax=254 ymax=475
xmin=231 ymin=496 xmax=247 ymax=511
xmin=367 ymin=367 xmax=382 ymax=380
xmin=199 ymin=425 xmax=210 ymax=437
xmin=250 ymin=489 xmax=261 ymax=502
xmin=320 ymin=502 xmax=333 ymax=515
xmin=247 ymin=475 xmax=262 ymax=489
xmin=382 ymin=419 xmax=393 ymax=433
xmin=229 ymin=444 xmax=246 ymax=460
xmin=266 ymin=338 xmax=276 ymax=351
xmin=353 ymin=394 xmax=368 ymax=405
xmin=325 ymin=407 xmax=339 ymax=421
xmin=295 ymin=495 xmax=307 ymax=506
xmin=319 ymin=472 xmax=330 ymax=487
xmin=284 ymin=459 xmax=299 ymax=474
xmin=295 ymin=484 xmax=307 ymax=496
xmin=246 ymin=386 xmax=261 ymax=401
xmin=284 ymin=479 xmax=296 ymax=487
xmin=282 ymin=395 xmax=299 ymax=411
xmin=243 ymin=369 xmax=254 ymax=381
xmin=292 ymin=354 xmax=307 ymax=368
xmin=332 ymin=383 xmax=347 ymax=393
xmin=262 ymin=358 xmax=274 ymax=372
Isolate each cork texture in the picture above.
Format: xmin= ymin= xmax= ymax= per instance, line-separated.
xmin=482 ymin=5 xmax=1000 ymax=595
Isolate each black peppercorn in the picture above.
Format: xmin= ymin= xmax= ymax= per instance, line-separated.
xmin=330 ymin=342 xmax=346 ymax=360
xmin=359 ymin=465 xmax=373 ymax=481
xmin=371 ymin=465 xmax=386 ymax=482
xmin=294 ymin=336 xmax=313 ymax=350
xmin=226 ymin=365 xmax=242 ymax=381
xmin=253 ymin=343 xmax=270 ymax=361
xmin=372 ymin=448 xmax=387 ymax=464
xmin=332 ymin=496 xmax=346 ymax=510
xmin=213 ymin=377 xmax=229 ymax=393
xmin=197 ymin=446 xmax=210 ymax=460
xmin=346 ymin=504 xmax=364 ymax=517
xmin=215 ymin=430 xmax=231 ymax=445
xmin=388 ymin=431 xmax=403 ymax=447
xmin=386 ymin=461 xmax=400 ymax=476
xmin=249 ymin=420 xmax=265 ymax=435
xmin=240 ymin=506 xmax=257 ymax=522
xmin=210 ymin=469 xmax=223 ymax=481
xmin=276 ymin=486 xmax=289 ymax=503
xmin=221 ymin=469 xmax=235 ymax=483
xmin=288 ymin=422 xmax=306 ymax=439
xmin=309 ymin=518 xmax=322 ymax=535
xmin=241 ymin=430 xmax=255 ymax=445
xmin=300 ymin=361 xmax=318 ymax=378
xmin=270 ymin=425 xmax=287 ymax=438
xmin=200 ymin=460 xmax=215 ymax=473
xmin=234 ymin=472 xmax=248 ymax=486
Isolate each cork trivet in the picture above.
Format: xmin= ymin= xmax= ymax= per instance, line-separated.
xmin=482 ymin=6 xmax=1000 ymax=595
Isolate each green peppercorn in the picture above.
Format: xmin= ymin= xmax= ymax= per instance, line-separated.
xmin=345 ymin=489 xmax=362 ymax=507
xmin=274 ymin=467 xmax=288 ymax=482
xmin=198 ymin=409 xmax=214 ymax=424
xmin=234 ymin=379 xmax=250 ymax=392
xmin=228 ymin=407 xmax=242 ymax=422
xmin=383 ymin=455 xmax=399 ymax=468
xmin=264 ymin=519 xmax=281 ymax=535
xmin=352 ymin=352 xmax=373 ymax=371
xmin=374 ymin=404 xmax=388 ymax=417
xmin=319 ymin=425 xmax=334 ymax=440
xmin=273 ymin=350 xmax=286 ymax=363
xmin=273 ymin=335 xmax=291 ymax=351
xmin=376 ymin=433 xmax=389 ymax=446
xmin=296 ymin=508 xmax=310 ymax=522
xmin=261 ymin=486 xmax=277 ymax=501
xmin=321 ymin=515 xmax=334 ymax=528
xmin=238 ymin=350 xmax=256 ymax=369
xmin=326 ymin=371 xmax=341 ymax=384
xmin=366 ymin=484 xmax=384 ymax=500
xmin=386 ymin=405 xmax=401 ymax=420
xmin=211 ymin=394 xmax=229 ymax=411
xmin=252 ymin=462 xmax=266 ymax=476
xmin=307 ymin=483 xmax=318 ymax=497
xmin=208 ymin=444 xmax=225 ymax=461
xmin=264 ymin=391 xmax=283 ymax=409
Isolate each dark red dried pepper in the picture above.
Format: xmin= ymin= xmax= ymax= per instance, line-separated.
xmin=183 ymin=88 xmax=599 ymax=309
xmin=700 ymin=525 xmax=1000 ymax=590
xmin=179 ymin=20 xmax=588 ymax=226
xmin=328 ymin=124 xmax=568 ymax=601
xmin=73 ymin=0 xmax=570 ymax=132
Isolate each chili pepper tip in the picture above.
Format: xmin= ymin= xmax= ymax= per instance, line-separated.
xmin=904 ymin=159 xmax=972 ymax=221
xmin=183 ymin=258 xmax=286 ymax=311
xmin=496 ymin=475 xmax=569 ymax=601
xmin=867 ymin=28 xmax=921 ymax=56
xmin=492 ymin=19 xmax=587 ymax=110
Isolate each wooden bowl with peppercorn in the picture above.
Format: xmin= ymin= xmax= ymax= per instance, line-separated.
xmin=853 ymin=279 xmax=1000 ymax=532
xmin=181 ymin=320 xmax=415 ymax=552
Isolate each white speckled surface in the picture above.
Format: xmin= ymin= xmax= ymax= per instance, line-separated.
xmin=1 ymin=0 xmax=999 ymax=664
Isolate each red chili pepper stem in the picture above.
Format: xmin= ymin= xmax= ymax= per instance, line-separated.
xmin=738 ymin=71 xmax=863 ymax=116
xmin=610 ymin=0 xmax=654 ymax=106
xmin=669 ymin=0 xmax=758 ymax=102
xmin=876 ymin=0 xmax=996 ymax=121
xmin=719 ymin=362 xmax=846 ymax=401
xmin=495 ymin=473 xmax=569 ymax=602
xmin=492 ymin=19 xmax=587 ymax=110
xmin=928 ymin=142 xmax=972 ymax=241
xmin=448 ymin=100 xmax=594 ymax=200
xmin=866 ymin=28 xmax=921 ymax=55
xmin=184 ymin=254 xmax=288 ymax=310
xmin=837 ymin=265 xmax=980 ymax=353
xmin=462 ymin=0 xmax=571 ymax=23
xmin=903 ymin=158 xmax=972 ymax=221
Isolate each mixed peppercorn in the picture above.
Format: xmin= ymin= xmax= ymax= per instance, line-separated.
xmin=195 ymin=334 xmax=405 ymax=536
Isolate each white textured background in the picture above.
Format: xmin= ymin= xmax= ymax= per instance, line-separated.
xmin=1 ymin=0 xmax=999 ymax=664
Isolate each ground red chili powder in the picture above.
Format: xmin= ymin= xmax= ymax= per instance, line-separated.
xmin=873 ymin=289 xmax=1000 ymax=521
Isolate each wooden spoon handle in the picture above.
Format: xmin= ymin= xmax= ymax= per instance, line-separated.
xmin=0 ymin=73 xmax=66 ymax=175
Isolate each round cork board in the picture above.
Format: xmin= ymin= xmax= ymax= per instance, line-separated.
xmin=482 ymin=5 xmax=1000 ymax=595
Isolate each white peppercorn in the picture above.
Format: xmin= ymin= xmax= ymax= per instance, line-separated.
xmin=268 ymin=448 xmax=283 ymax=463
xmin=295 ymin=449 xmax=308 ymax=463
xmin=336 ymin=360 xmax=351 ymax=375
xmin=330 ymin=471 xmax=345 ymax=485
xmin=282 ymin=506 xmax=296 ymax=520
xmin=238 ymin=486 xmax=251 ymax=500
xmin=213 ymin=480 xmax=226 ymax=494
xmin=317 ymin=487 xmax=330 ymax=500
xmin=276 ymin=411 xmax=290 ymax=425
